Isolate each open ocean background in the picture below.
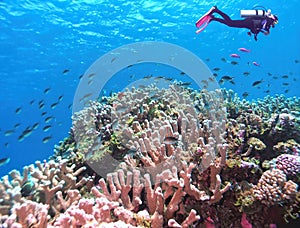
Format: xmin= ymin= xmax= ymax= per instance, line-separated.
xmin=0 ymin=0 xmax=299 ymax=178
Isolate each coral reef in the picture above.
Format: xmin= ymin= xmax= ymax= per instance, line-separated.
xmin=0 ymin=85 xmax=299 ymax=227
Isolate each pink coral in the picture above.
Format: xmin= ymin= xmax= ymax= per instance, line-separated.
xmin=4 ymin=201 xmax=49 ymax=228
xmin=275 ymin=154 xmax=300 ymax=176
xmin=252 ymin=169 xmax=298 ymax=206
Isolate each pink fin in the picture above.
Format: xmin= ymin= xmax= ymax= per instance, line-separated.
xmin=195 ymin=7 xmax=215 ymax=28
xmin=196 ymin=15 xmax=210 ymax=28
xmin=195 ymin=16 xmax=212 ymax=34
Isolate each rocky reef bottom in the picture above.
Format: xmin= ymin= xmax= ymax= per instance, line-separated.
xmin=0 ymin=85 xmax=299 ymax=228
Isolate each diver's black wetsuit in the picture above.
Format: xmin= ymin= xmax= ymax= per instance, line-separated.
xmin=210 ymin=8 xmax=273 ymax=41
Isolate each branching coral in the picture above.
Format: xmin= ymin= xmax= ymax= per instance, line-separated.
xmin=1 ymin=86 xmax=299 ymax=227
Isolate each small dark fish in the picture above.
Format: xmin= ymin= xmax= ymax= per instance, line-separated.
xmin=127 ymin=64 xmax=133 ymax=68
xmin=282 ymin=82 xmax=289 ymax=86
xmin=221 ymin=57 xmax=227 ymax=62
xmin=4 ymin=130 xmax=15 ymax=136
xmin=22 ymin=128 xmax=33 ymax=138
xmin=164 ymin=136 xmax=179 ymax=145
xmin=111 ymin=57 xmax=116 ymax=63
xmin=39 ymin=103 xmax=45 ymax=109
xmin=87 ymin=73 xmax=96 ymax=79
xmin=43 ymin=125 xmax=51 ymax=132
xmin=242 ymin=92 xmax=249 ymax=98
xmin=45 ymin=116 xmax=54 ymax=123
xmin=58 ymin=95 xmax=64 ymax=101
xmin=230 ymin=61 xmax=238 ymax=65
xmin=0 ymin=157 xmax=10 ymax=167
xmin=4 ymin=142 xmax=9 ymax=148
xmin=205 ymin=58 xmax=210 ymax=62
xmin=284 ymin=89 xmax=289 ymax=93
xmin=213 ymin=67 xmax=221 ymax=71
xmin=78 ymin=74 xmax=83 ymax=79
xmin=68 ymin=104 xmax=72 ymax=109
xmin=201 ymin=80 xmax=208 ymax=86
xmin=21 ymin=180 xmax=35 ymax=197
xmin=177 ymin=116 xmax=182 ymax=134
xmin=38 ymin=100 xmax=44 ymax=105
xmin=41 ymin=111 xmax=47 ymax=116
xmin=180 ymin=71 xmax=186 ymax=75
xmin=218 ymin=79 xmax=225 ymax=85
xmin=229 ymin=80 xmax=235 ymax=85
xmin=143 ymin=75 xmax=152 ymax=79
xmin=32 ymin=122 xmax=39 ymax=130
xmin=208 ymin=76 xmax=215 ymax=82
xmin=264 ymin=90 xmax=270 ymax=94
xmin=252 ymin=80 xmax=263 ymax=87
xmin=213 ymin=73 xmax=218 ymax=77
xmin=18 ymin=134 xmax=25 ymax=142
xmin=295 ymin=60 xmax=299 ymax=63
xmin=29 ymin=100 xmax=35 ymax=105
xmin=62 ymin=69 xmax=70 ymax=74
xmin=79 ymin=93 xmax=93 ymax=102
xmin=43 ymin=87 xmax=51 ymax=94
xmin=154 ymin=76 xmax=165 ymax=80
xmin=42 ymin=136 xmax=52 ymax=143
xmin=282 ymin=75 xmax=289 ymax=79
xmin=273 ymin=76 xmax=278 ymax=79
xmin=243 ymin=72 xmax=250 ymax=76
xmin=50 ymin=102 xmax=59 ymax=109
xmin=267 ymin=72 xmax=272 ymax=76
xmin=15 ymin=107 xmax=22 ymax=114
xmin=164 ymin=77 xmax=173 ymax=81
xmin=14 ymin=123 xmax=21 ymax=128
xmin=221 ymin=76 xmax=234 ymax=81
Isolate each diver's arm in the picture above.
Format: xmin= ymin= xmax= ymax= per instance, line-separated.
xmin=261 ymin=19 xmax=270 ymax=35
xmin=260 ymin=28 xmax=270 ymax=35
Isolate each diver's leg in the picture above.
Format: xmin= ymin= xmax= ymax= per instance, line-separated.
xmin=213 ymin=8 xmax=232 ymax=21
xmin=211 ymin=7 xmax=250 ymax=29
xmin=211 ymin=16 xmax=248 ymax=29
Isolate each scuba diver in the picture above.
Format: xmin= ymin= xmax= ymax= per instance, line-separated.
xmin=196 ymin=6 xmax=278 ymax=41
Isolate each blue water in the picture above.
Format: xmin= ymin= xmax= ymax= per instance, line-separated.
xmin=0 ymin=0 xmax=299 ymax=177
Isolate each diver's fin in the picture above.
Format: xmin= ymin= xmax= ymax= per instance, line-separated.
xmin=195 ymin=16 xmax=212 ymax=34
xmin=195 ymin=6 xmax=216 ymax=28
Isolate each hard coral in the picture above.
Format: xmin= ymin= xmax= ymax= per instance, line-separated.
xmin=275 ymin=154 xmax=300 ymax=177
xmin=252 ymin=169 xmax=298 ymax=206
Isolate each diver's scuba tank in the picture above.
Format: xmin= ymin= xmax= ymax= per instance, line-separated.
xmin=240 ymin=9 xmax=271 ymax=18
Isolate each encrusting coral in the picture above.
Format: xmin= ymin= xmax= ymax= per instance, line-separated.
xmin=0 ymin=84 xmax=299 ymax=227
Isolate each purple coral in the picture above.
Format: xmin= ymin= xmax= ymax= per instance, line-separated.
xmin=275 ymin=154 xmax=300 ymax=176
